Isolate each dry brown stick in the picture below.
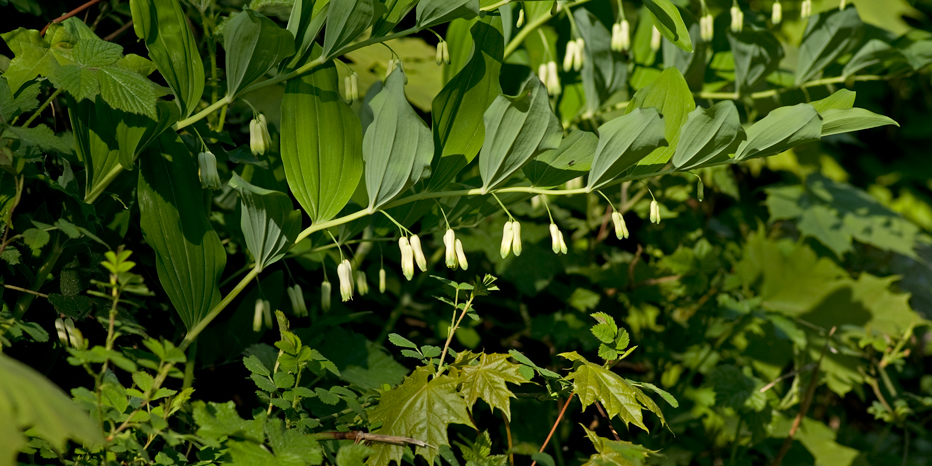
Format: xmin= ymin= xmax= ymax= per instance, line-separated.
xmin=40 ymin=0 xmax=103 ymax=35
xmin=103 ymin=20 xmax=134 ymax=41
xmin=310 ymin=431 xmax=434 ymax=448
xmin=595 ymin=402 xmax=622 ymax=441
xmin=503 ymin=411 xmax=515 ymax=466
xmin=770 ymin=326 xmax=836 ymax=466
xmin=530 ymin=392 xmax=575 ymax=466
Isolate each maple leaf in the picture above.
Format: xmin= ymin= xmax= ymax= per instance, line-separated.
xmin=579 ymin=425 xmax=655 ymax=466
xmin=367 ymin=366 xmax=475 ymax=466
xmin=457 ymin=352 xmax=531 ymax=421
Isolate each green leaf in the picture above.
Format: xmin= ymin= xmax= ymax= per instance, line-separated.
xmin=130 ymin=0 xmax=205 ymax=117
xmin=132 ymin=371 xmax=155 ymax=392
xmin=810 ymin=89 xmax=856 ymax=113
xmin=192 ymin=401 xmax=265 ymax=442
xmin=367 ymin=367 xmax=475 ymax=466
xmin=586 ymin=108 xmax=667 ymax=191
xmin=0 ymin=78 xmax=40 ymax=122
xmin=281 ymin=51 xmax=363 ymax=223
xmin=98 ymin=64 xmax=157 ymax=118
xmin=560 ymin=352 xmax=659 ymax=431
xmin=224 ymin=10 xmax=296 ymax=98
xmin=267 ymin=419 xmax=324 ymax=465
xmin=672 ymin=101 xmax=746 ymax=171
xmin=229 ymin=173 xmax=302 ymax=271
xmin=428 ymin=15 xmax=504 ymax=191
xmin=796 ymin=6 xmax=863 ymax=85
xmin=624 ymin=67 xmax=695 ymax=175
xmin=286 ymin=0 xmax=330 ymax=69
xmin=643 ymin=0 xmax=692 ymax=53
xmin=387 ymin=333 xmax=418 ymax=349
xmin=22 ymin=228 xmax=49 ymax=255
xmin=416 ymin=0 xmax=479 ymax=31
xmin=727 ymin=27 xmax=784 ymax=93
xmin=590 ymin=324 xmax=616 ymax=345
xmin=478 ymin=78 xmax=561 ymax=193
xmin=0 ymin=353 xmax=103 ymax=461
xmin=580 ymin=425 xmax=654 ymax=466
xmin=524 ymin=130 xmax=598 ymax=188
xmin=633 ymin=381 xmax=679 ymax=408
xmin=137 ymin=133 xmax=226 ymax=330
xmin=457 ymin=352 xmax=530 ymax=421
xmin=843 ymin=38 xmax=900 ymax=78
xmin=363 ymin=68 xmax=433 ymax=212
xmin=322 ymin=0 xmax=377 ymax=60
xmin=337 ymin=444 xmax=374 ymax=466
xmin=818 ymin=107 xmax=898 ymax=136
xmin=6 ymin=124 xmax=71 ymax=153
xmin=574 ymin=9 xmax=627 ymax=114
xmin=0 ymin=28 xmax=63 ymax=93
xmin=371 ymin=0 xmax=417 ymax=37
xmin=734 ymin=103 xmax=823 ymax=161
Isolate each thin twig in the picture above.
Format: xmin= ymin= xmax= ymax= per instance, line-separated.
xmin=310 ymin=431 xmax=434 ymax=448
xmin=103 ymin=20 xmax=134 ymax=41
xmin=3 ymin=284 xmax=49 ymax=298
xmin=40 ymin=0 xmax=102 ymax=35
xmin=594 ymin=402 xmax=622 ymax=441
xmin=503 ymin=411 xmax=515 ymax=466
xmin=759 ymin=363 xmax=817 ymax=393
xmin=530 ymin=392 xmax=575 ymax=466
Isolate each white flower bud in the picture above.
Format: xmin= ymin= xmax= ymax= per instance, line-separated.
xmin=558 ymin=230 xmax=567 ymax=254
xmin=650 ymin=200 xmax=661 ymax=224
xmin=650 ymin=26 xmax=662 ymax=52
xmin=253 ymin=299 xmax=265 ymax=332
xmin=701 ymin=14 xmax=714 ymax=41
xmin=455 ymin=239 xmax=468 ymax=270
xmin=436 ymin=41 xmax=444 ymax=66
xmin=337 ymin=259 xmax=354 ymax=301
xmin=730 ymin=6 xmax=743 ymax=33
xmin=538 ymin=63 xmax=549 ymax=88
xmin=619 ymin=20 xmax=631 ymax=51
xmin=611 ymin=23 xmax=621 ymax=52
xmin=258 ymin=114 xmax=271 ymax=148
xmin=546 ymin=61 xmax=560 ymax=96
xmin=262 ymin=299 xmax=272 ymax=328
xmin=772 ymin=1 xmax=782 ymax=25
xmin=511 ymin=220 xmax=523 ymax=256
xmin=399 ymin=237 xmax=414 ymax=281
xmin=517 ymin=7 xmax=525 ymax=28
xmin=379 ymin=268 xmax=386 ymax=293
xmin=344 ymin=75 xmax=354 ymax=103
xmin=840 ymin=0 xmax=847 ymax=10
xmin=197 ymin=151 xmax=220 ymax=190
xmin=287 ymin=284 xmax=307 ymax=317
xmin=550 ymin=223 xmax=561 ymax=254
xmin=611 ymin=211 xmax=629 ymax=239
xmin=442 ymin=41 xmax=450 ymax=65
xmin=385 ymin=59 xmax=396 ymax=80
xmin=500 ymin=221 xmax=514 ymax=258
xmin=801 ymin=0 xmax=812 ymax=19
xmin=63 ymin=318 xmax=85 ymax=350
xmin=321 ymin=280 xmax=332 ymax=311
xmin=250 ymin=115 xmax=271 ymax=156
xmin=443 ymin=229 xmax=458 ymax=269
xmin=355 ymin=270 xmax=369 ymax=296
xmin=562 ymin=40 xmax=576 ymax=73
xmin=573 ymin=38 xmax=584 ymax=71
xmin=409 ymin=234 xmax=427 ymax=272
xmin=55 ymin=318 xmax=69 ymax=346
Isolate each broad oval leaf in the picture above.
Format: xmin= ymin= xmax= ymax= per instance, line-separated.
xmin=415 ymin=0 xmax=479 ymax=31
xmin=281 ymin=52 xmax=363 ymax=223
xmin=673 ymin=101 xmax=746 ymax=171
xmin=819 ymin=108 xmax=898 ymax=136
xmin=524 ymin=130 xmax=598 ymax=188
xmin=428 ymin=15 xmax=504 ymax=192
xmin=625 ymin=67 xmax=694 ymax=175
xmin=285 ymin=0 xmax=330 ymax=69
xmin=586 ymin=108 xmax=667 ymax=192
xmin=734 ymin=103 xmax=823 ymax=161
xmin=810 ymin=88 xmax=856 ymax=113
xmin=478 ymin=78 xmax=562 ymax=194
xmin=643 ymin=0 xmax=692 ymax=53
xmin=229 ymin=173 xmax=302 ymax=271
xmin=727 ymin=27 xmax=784 ymax=93
xmin=137 ymin=133 xmax=226 ymax=330
xmin=364 ymin=68 xmax=433 ymax=212
xmin=372 ymin=0 xmax=418 ymax=37
xmin=842 ymin=38 xmax=900 ymax=78
xmin=322 ymin=0 xmax=376 ymax=60
xmin=574 ymin=9 xmax=627 ymax=114
xmin=796 ymin=6 xmax=863 ymax=85
xmin=224 ymin=10 xmax=295 ymax=98
xmin=129 ymin=0 xmax=204 ymax=117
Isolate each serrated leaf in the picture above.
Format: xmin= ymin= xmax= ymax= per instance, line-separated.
xmin=281 ymin=49 xmax=363 ymax=222
xmin=597 ymin=345 xmax=618 ymax=361
xmin=367 ymin=367 xmax=474 ymax=466
xmin=590 ymin=323 xmax=616 ymax=344
xmin=6 ymin=124 xmax=71 ymax=153
xmin=322 ymin=0 xmax=377 ymax=59
xmin=818 ymin=107 xmax=898 ymax=136
xmin=192 ymin=401 xmax=265 ymax=442
xmin=267 ymin=419 xmax=324 ymax=465
xmin=0 ymin=78 xmax=40 ymax=122
xmin=130 ymin=0 xmax=205 ymax=117
xmin=132 ymin=371 xmax=154 ymax=392
xmin=363 ymin=68 xmax=433 ymax=212
xmin=524 ymin=130 xmax=598 ymax=188
xmin=734 ymin=103 xmax=823 ymax=161
xmin=727 ymin=27 xmax=784 ymax=93
xmin=223 ymin=10 xmax=295 ymax=98
xmin=337 ymin=443 xmax=374 ymax=466
xmin=243 ymin=355 xmax=271 ymax=377
xmin=415 ymin=0 xmax=479 ymax=31
xmin=672 ymin=101 xmax=745 ymax=171
xmin=251 ymin=373 xmax=277 ymax=392
xmin=643 ymin=0 xmax=692 ymax=53
xmin=229 ymin=174 xmax=301 ymax=271
xmin=580 ymin=425 xmax=654 ymax=466
xmin=796 ymin=6 xmax=863 ymax=85
xmin=428 ymin=15 xmax=504 ymax=191
xmin=388 ymin=333 xmax=419 ymax=349
xmin=0 ymin=28 xmax=62 ymax=93
xmin=420 ymin=345 xmax=441 ymax=358
xmin=137 ymin=133 xmax=226 ymax=330
xmin=479 ymin=77 xmax=561 ymax=193
xmin=22 ymin=228 xmax=49 ymax=255
xmin=49 ymin=64 xmax=98 ymax=102
xmin=273 ymin=371 xmax=296 ymax=389
xmin=457 ymin=352 xmax=530 ymax=421
xmin=98 ymin=65 xmax=157 ymax=118
xmin=73 ymin=37 xmax=122 ymax=67
xmin=586 ymin=108 xmax=667 ymax=191
xmin=632 ymin=381 xmax=678 ymax=408
xmin=614 ymin=328 xmax=630 ymax=350
xmin=624 ymin=66 xmax=694 ymax=175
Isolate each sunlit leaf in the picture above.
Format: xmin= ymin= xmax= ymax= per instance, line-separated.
xmin=810 ymin=89 xmax=856 ymax=113
xmin=586 ymin=108 xmax=667 ymax=191
xmin=796 ymin=6 xmax=863 ymax=85
xmin=416 ymin=0 xmax=479 ymax=31
xmin=224 ymin=10 xmax=295 ymax=98
xmin=819 ymin=107 xmax=898 ymax=136
xmin=734 ymin=103 xmax=822 ymax=161
xmin=625 ymin=67 xmax=694 ymax=175
xmin=643 ymin=0 xmax=692 ymax=53
xmin=672 ymin=101 xmax=745 ymax=171
xmin=580 ymin=425 xmax=655 ymax=466
xmin=229 ymin=173 xmax=302 ymax=271
xmin=524 ymin=130 xmax=598 ymax=188
xmin=456 ymin=352 xmax=530 ymax=421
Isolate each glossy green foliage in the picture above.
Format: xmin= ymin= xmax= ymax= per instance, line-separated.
xmin=735 ymin=103 xmax=823 ymax=161
xmin=137 ymin=133 xmax=226 ymax=329
xmin=322 ymin=0 xmax=378 ymax=59
xmin=129 ymin=0 xmax=204 ymax=117
xmin=478 ymin=78 xmax=562 ymax=193
xmin=727 ymin=27 xmax=784 ymax=93
xmin=281 ymin=54 xmax=362 ymax=223
xmin=643 ymin=0 xmax=692 ymax=52
xmin=625 ymin=67 xmax=694 ymax=175
xmin=286 ymin=0 xmax=330 ymax=69
xmin=574 ymin=9 xmax=627 ymax=114
xmin=363 ymin=68 xmax=433 ymax=212
xmin=587 ymin=108 xmax=667 ymax=191
xmin=229 ymin=174 xmax=301 ymax=271
xmin=223 ymin=10 xmax=295 ymax=98
xmin=524 ymin=130 xmax=598 ymax=188
xmin=796 ymin=6 xmax=863 ymax=85
xmin=672 ymin=101 xmax=745 ymax=170
xmin=416 ymin=0 xmax=479 ymax=31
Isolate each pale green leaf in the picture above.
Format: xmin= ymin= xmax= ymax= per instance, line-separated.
xmin=580 ymin=425 xmax=654 ymax=466
xmin=457 ymin=352 xmax=530 ymax=421
xmin=586 ymin=108 xmax=667 ymax=191
xmin=560 ymin=352 xmax=661 ymax=431
xmin=337 ymin=444 xmax=374 ymax=466
xmin=363 ymin=68 xmax=433 ymax=212
xmin=843 ymin=38 xmax=899 ymax=78
xmin=416 ymin=0 xmax=479 ymax=31
xmin=322 ymin=0 xmax=377 ymax=59
xmin=6 ymin=124 xmax=71 ymax=153
xmin=285 ymin=0 xmax=330 ymax=69
xmin=371 ymin=0 xmax=417 ymax=37
xmin=281 ymin=50 xmax=363 ymax=222
xmin=229 ymin=173 xmax=302 ymax=271
xmin=0 ymin=28 xmax=62 ymax=93
xmin=672 ymin=101 xmax=745 ymax=171
xmin=478 ymin=77 xmax=561 ymax=193
xmin=734 ymin=103 xmax=823 ymax=161
xmin=574 ymin=9 xmax=627 ymax=114
xmin=796 ymin=6 xmax=863 ymax=85
xmin=0 ymin=78 xmax=40 ymax=122
xmin=643 ymin=0 xmax=692 ymax=53
xmin=137 ymin=133 xmax=226 ymax=330
xmin=224 ymin=10 xmax=296 ymax=98
xmin=727 ymin=27 xmax=784 ymax=93
xmin=524 ymin=130 xmax=598 ymax=188
xmin=49 ymin=64 xmax=99 ymax=102
xmin=72 ymin=37 xmax=122 ymax=67
xmin=819 ymin=107 xmax=898 ymax=136
xmin=809 ymin=89 xmax=856 ymax=113
xmin=624 ymin=67 xmax=694 ymax=175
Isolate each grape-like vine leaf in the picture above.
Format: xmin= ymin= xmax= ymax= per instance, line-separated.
xmin=455 ymin=351 xmax=530 ymax=421
xmin=367 ymin=366 xmax=475 ymax=466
